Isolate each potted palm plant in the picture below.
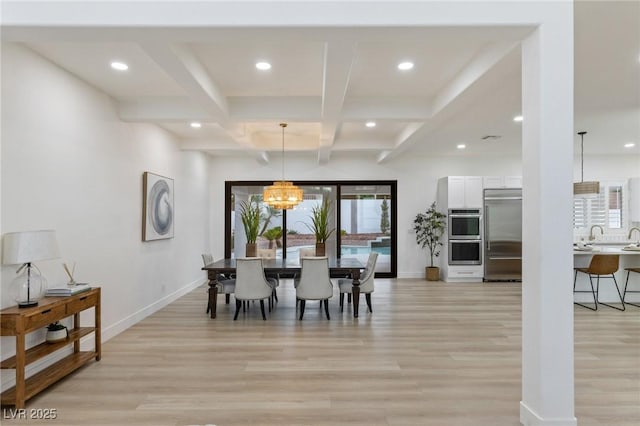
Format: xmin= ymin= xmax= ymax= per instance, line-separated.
xmin=305 ymin=199 xmax=335 ymax=256
xmin=413 ymin=202 xmax=447 ymax=281
xmin=262 ymin=226 xmax=283 ymax=249
xmin=239 ymin=198 xmax=261 ymax=257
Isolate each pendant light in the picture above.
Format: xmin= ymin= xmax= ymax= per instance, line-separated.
xmin=573 ymin=131 xmax=600 ymax=197
xmin=263 ymin=123 xmax=303 ymax=209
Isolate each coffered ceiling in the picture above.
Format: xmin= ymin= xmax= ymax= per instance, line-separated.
xmin=2 ymin=1 xmax=638 ymax=163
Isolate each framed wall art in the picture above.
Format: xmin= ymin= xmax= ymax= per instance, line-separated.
xmin=142 ymin=172 xmax=174 ymax=241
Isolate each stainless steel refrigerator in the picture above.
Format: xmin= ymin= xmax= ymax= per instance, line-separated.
xmin=483 ymin=188 xmax=522 ymax=281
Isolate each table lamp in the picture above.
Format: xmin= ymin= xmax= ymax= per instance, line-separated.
xmin=2 ymin=230 xmax=60 ymax=308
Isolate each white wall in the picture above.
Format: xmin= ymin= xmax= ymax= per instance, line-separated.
xmin=208 ymin=152 xmax=640 ymax=278
xmin=207 ymin=152 xmax=523 ymax=278
xmin=1 ymin=44 xmax=211 ymax=387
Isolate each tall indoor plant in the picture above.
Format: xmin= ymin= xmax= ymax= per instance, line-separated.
xmin=239 ymin=198 xmax=261 ymax=257
xmin=305 ymin=199 xmax=335 ymax=256
xmin=413 ymin=202 xmax=447 ymax=281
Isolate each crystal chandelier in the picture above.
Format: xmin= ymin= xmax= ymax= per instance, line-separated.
xmin=263 ymin=123 xmax=303 ymax=209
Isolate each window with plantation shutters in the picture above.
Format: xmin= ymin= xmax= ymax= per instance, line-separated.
xmin=573 ymin=182 xmax=625 ymax=230
xmin=608 ymin=185 xmax=623 ymax=228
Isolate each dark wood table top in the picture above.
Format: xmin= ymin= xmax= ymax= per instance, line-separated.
xmin=202 ymin=257 xmax=364 ymax=273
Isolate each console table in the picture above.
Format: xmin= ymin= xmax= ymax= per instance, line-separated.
xmin=0 ymin=287 xmax=101 ymax=408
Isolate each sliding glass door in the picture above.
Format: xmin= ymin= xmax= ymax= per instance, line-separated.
xmin=225 ymin=180 xmax=396 ymax=277
xmin=340 ymin=184 xmax=392 ymax=274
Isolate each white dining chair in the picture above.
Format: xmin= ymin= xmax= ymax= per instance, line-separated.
xmin=202 ymin=253 xmax=236 ymax=313
xmin=294 ymin=257 xmax=333 ymax=320
xmin=338 ymin=251 xmax=378 ymax=313
xmin=234 ymin=258 xmax=278 ymax=320
xmin=257 ymin=248 xmax=279 ymax=304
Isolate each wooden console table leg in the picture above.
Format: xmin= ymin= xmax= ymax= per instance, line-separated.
xmin=95 ymin=291 xmax=102 ymax=361
xmin=15 ymin=333 xmax=26 ymax=409
xmin=74 ymin=312 xmax=80 ymax=354
xmin=351 ymin=269 xmax=361 ymax=318
xmin=208 ymin=279 xmax=219 ymax=318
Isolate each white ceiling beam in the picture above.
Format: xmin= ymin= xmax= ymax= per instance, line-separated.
xmin=377 ymin=41 xmax=518 ymax=163
xmin=228 ymin=97 xmax=321 ymax=121
xmin=180 ymin=139 xmax=269 ymax=164
xmin=318 ymin=42 xmax=357 ymax=164
xmin=139 ymin=42 xmax=229 ymax=123
xmin=431 ymin=41 xmax=519 ymax=117
xmin=117 ymin=97 xmax=207 ymax=122
xmin=342 ymin=97 xmax=432 ymax=121
xmin=140 ymin=43 xmax=273 ymax=165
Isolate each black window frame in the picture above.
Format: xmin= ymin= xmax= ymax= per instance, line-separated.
xmin=224 ymin=180 xmax=397 ymax=278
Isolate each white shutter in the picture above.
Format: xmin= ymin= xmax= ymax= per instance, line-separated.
xmin=589 ymin=186 xmax=607 ymax=227
xmin=573 ymin=198 xmax=587 ymax=229
xmin=573 ymin=182 xmax=626 ymax=230
xmin=608 ymin=185 xmax=623 ymax=228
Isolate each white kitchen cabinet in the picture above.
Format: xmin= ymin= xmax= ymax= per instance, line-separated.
xmin=442 ymin=176 xmax=483 ymax=208
xmin=444 ymin=265 xmax=483 ymax=281
xmin=447 ymin=176 xmax=466 ymax=207
xmin=483 ymin=175 xmax=522 ymax=189
xmin=630 ymin=177 xmax=640 ymax=223
xmin=504 ymin=176 xmax=523 ymax=188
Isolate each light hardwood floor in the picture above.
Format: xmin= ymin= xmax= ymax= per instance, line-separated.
xmin=4 ymin=279 xmax=639 ymax=425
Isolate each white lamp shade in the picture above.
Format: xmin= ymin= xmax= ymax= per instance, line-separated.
xmin=2 ymin=230 xmax=60 ymax=265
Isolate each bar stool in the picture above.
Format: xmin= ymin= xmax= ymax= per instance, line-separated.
xmin=573 ymin=254 xmax=625 ymax=311
xmin=623 ymin=268 xmax=640 ymax=308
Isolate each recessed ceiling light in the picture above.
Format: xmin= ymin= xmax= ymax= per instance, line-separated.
xmin=365 ymin=121 xmax=376 ymax=128
xmin=110 ymin=61 xmax=128 ymax=71
xmin=513 ymin=115 xmax=523 ymax=122
xmin=256 ymin=62 xmax=271 ymax=70
xmin=624 ymin=142 xmax=636 ymax=148
xmin=397 ymin=61 xmax=414 ymax=71
xmin=190 ymin=122 xmax=202 ymax=128
xmin=457 ymin=144 xmax=466 ymax=149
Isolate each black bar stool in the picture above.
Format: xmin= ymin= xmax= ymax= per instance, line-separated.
xmin=623 ymin=267 xmax=640 ymax=308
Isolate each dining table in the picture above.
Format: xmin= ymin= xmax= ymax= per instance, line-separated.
xmin=202 ymin=257 xmax=365 ymax=319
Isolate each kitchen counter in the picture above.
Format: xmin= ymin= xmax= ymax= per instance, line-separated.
xmin=574 ymin=245 xmax=640 ymax=304
xmin=573 ymin=246 xmax=640 ymax=255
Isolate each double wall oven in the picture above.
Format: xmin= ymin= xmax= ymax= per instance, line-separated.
xmin=448 ymin=209 xmax=482 ymax=265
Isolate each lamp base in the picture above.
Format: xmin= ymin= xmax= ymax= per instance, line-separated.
xmin=17 ymin=300 xmax=38 ymax=308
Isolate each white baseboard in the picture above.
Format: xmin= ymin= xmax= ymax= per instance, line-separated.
xmin=0 ymin=278 xmax=204 ymax=393
xmin=520 ymin=401 xmax=577 ymax=426
xmin=101 ymin=277 xmax=204 ymax=342
xmin=397 ymin=272 xmax=424 ymax=279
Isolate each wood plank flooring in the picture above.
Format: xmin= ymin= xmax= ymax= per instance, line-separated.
xmin=3 ymin=279 xmax=638 ymax=425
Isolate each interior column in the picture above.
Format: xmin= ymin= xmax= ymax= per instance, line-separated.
xmin=520 ymin=6 xmax=576 ymax=426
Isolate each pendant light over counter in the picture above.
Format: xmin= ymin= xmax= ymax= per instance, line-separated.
xmin=574 ymin=131 xmax=600 ymax=197
xmin=263 ymin=123 xmax=303 ymax=209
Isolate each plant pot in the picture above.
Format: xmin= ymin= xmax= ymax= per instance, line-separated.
xmin=246 ymin=243 xmax=257 ymax=257
xmin=426 ymin=266 xmax=440 ymax=281
xmin=46 ymin=325 xmax=68 ymax=343
xmin=315 ymin=243 xmax=326 ymax=256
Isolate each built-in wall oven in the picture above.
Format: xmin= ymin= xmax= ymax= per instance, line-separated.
xmin=448 ymin=209 xmax=482 ymax=265
xmin=449 ymin=240 xmax=482 ymax=265
xmin=448 ymin=209 xmax=482 ymax=239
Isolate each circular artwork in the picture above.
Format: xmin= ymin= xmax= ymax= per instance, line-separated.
xmin=148 ymin=180 xmax=173 ymax=235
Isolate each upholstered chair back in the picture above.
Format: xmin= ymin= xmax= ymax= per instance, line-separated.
xmin=296 ymin=257 xmax=333 ymax=300
xmin=234 ymin=258 xmax=273 ymax=301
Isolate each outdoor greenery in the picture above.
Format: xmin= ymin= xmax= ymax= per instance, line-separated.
xmin=239 ymin=198 xmax=262 ymax=244
xmin=305 ymin=199 xmax=335 ymax=243
xmin=262 ymin=226 xmax=283 ymax=248
xmin=380 ymin=199 xmax=390 ymax=234
xmin=259 ymin=205 xmax=282 ymax=236
xmin=413 ymin=202 xmax=447 ymax=267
